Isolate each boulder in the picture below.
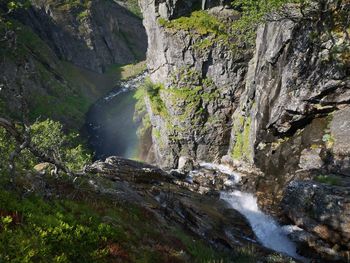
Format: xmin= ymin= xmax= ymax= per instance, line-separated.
xmin=282 ymin=180 xmax=350 ymax=260
xmin=177 ymin=156 xmax=195 ymax=173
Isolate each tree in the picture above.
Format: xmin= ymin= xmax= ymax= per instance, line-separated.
xmin=0 ymin=0 xmax=91 ymax=180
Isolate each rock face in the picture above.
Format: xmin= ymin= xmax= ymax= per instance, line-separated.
xmin=282 ymin=180 xmax=350 ymax=260
xmin=139 ymin=0 xmax=350 ymax=260
xmin=140 ymin=0 xmax=350 ymax=188
xmin=140 ymin=0 xmax=250 ymax=168
xmin=16 ymin=0 xmax=147 ymax=73
xmin=1 ymin=0 xmax=148 ymax=128
xmin=84 ymin=156 xmax=296 ymax=261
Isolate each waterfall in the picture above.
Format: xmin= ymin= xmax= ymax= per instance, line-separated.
xmin=85 ymin=71 xmax=148 ymax=160
xmin=194 ymin=162 xmax=307 ymax=262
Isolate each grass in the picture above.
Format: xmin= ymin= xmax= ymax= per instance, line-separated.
xmin=0 ymin=175 xmax=234 ymax=263
xmin=106 ymin=61 xmax=146 ymax=80
xmin=158 ymin=10 xmax=226 ymax=36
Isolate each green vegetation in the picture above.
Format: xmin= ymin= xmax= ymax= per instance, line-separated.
xmin=138 ymin=78 xmax=169 ymax=118
xmin=231 ymin=0 xmax=303 ymax=44
xmin=158 ymin=10 xmax=231 ymax=50
xmin=106 ymin=61 xmax=146 ymax=80
xmin=0 ymin=190 xmax=119 ymax=262
xmin=158 ymin=11 xmax=227 ymax=36
xmin=167 ymin=67 xmax=219 ymax=123
xmin=30 ymin=119 xmax=91 ymax=171
xmin=158 ymin=1 xmax=303 ymax=49
xmin=232 ymin=116 xmax=252 ymax=162
xmin=315 ymin=175 xmax=342 ymax=186
xmin=0 ymin=181 xmax=236 ymax=263
xmin=118 ymin=0 xmax=143 ymax=18
xmin=0 ymin=119 xmax=91 ymax=175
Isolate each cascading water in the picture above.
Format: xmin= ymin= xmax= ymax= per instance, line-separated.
xmin=85 ymin=72 xmax=147 ymax=160
xmin=220 ymin=191 xmax=305 ymax=261
xmin=193 ymin=162 xmax=307 ymax=262
xmin=85 ymin=73 xmax=308 ymax=261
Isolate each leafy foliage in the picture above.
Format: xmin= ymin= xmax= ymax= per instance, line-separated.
xmin=231 ymin=0 xmax=303 ymax=45
xmin=30 ymin=119 xmax=91 ymax=171
xmin=0 ymin=190 xmax=124 ymax=262
xmin=0 ymin=179 xmax=238 ymax=263
xmin=159 ymin=10 xmax=227 ymax=36
xmin=0 ymin=119 xmax=91 ymax=175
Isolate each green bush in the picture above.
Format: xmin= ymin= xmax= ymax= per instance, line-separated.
xmin=30 ymin=119 xmax=91 ymax=171
xmin=0 ymin=191 xmax=123 ymax=263
xmin=159 ymin=10 xmax=227 ymax=36
xmin=0 ymin=119 xmax=91 ymax=175
xmin=231 ymin=0 xmax=303 ymax=45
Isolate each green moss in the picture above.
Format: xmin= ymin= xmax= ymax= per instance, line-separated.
xmin=315 ymin=175 xmax=342 ymax=186
xmin=106 ymin=61 xmax=146 ymax=80
xmin=140 ymin=79 xmax=169 ymax=118
xmin=77 ymin=9 xmax=89 ymax=21
xmin=232 ymin=116 xmax=252 ymax=162
xmin=118 ymin=0 xmax=143 ymax=18
xmin=159 ymin=10 xmax=227 ymax=36
xmin=158 ymin=10 xmax=231 ymax=50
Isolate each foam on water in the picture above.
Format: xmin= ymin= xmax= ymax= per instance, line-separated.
xmin=197 ymin=162 xmax=306 ymax=261
xmin=220 ymin=191 xmax=304 ymax=260
xmin=199 ymin=162 xmax=241 ymax=183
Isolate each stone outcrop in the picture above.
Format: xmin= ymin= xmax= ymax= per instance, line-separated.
xmin=83 ymin=156 xmax=295 ymax=261
xmin=139 ymin=0 xmax=350 ymax=260
xmin=16 ymin=0 xmax=147 ymax=73
xmin=0 ymin=0 xmax=148 ymax=128
xmin=140 ymin=0 xmax=250 ymax=168
xmin=282 ymin=180 xmax=350 ymax=261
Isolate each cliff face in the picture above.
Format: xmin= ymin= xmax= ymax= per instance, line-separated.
xmin=16 ymin=0 xmax=147 ymax=73
xmin=140 ymin=0 xmax=350 ymax=258
xmin=140 ymin=0 xmax=350 ymax=180
xmin=232 ymin=10 xmax=350 ymax=198
xmin=140 ymin=0 xmax=251 ymax=168
xmin=0 ymin=0 xmax=147 ymax=128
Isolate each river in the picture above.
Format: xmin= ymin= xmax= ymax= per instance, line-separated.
xmin=85 ymin=74 xmax=307 ymax=262
xmin=85 ymin=73 xmax=146 ymax=160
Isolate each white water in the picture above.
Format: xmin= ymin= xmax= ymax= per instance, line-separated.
xmin=195 ymin=162 xmax=306 ymax=261
xmin=104 ymin=71 xmax=147 ymax=101
xmin=199 ymin=162 xmax=241 ymax=184
xmin=221 ymin=191 xmax=304 ymax=260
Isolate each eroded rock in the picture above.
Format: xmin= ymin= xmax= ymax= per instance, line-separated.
xmin=282 ymin=180 xmax=350 ymax=260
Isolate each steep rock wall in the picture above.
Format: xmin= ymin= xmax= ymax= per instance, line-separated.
xmin=232 ymin=8 xmax=350 ymax=200
xmin=140 ymin=2 xmax=350 ymax=258
xmin=16 ymin=0 xmax=147 ymax=73
xmin=140 ymin=0 xmax=251 ymax=168
xmin=140 ymin=0 xmax=350 ymax=180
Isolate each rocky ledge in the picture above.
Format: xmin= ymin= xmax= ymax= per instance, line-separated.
xmin=282 ymin=180 xmax=350 ymax=261
xmin=84 ymin=156 xmax=298 ymax=262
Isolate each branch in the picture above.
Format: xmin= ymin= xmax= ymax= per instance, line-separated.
xmin=0 ymin=117 xmax=73 ymax=176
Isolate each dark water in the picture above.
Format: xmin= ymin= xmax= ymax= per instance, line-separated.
xmin=85 ymin=89 xmax=139 ymax=160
